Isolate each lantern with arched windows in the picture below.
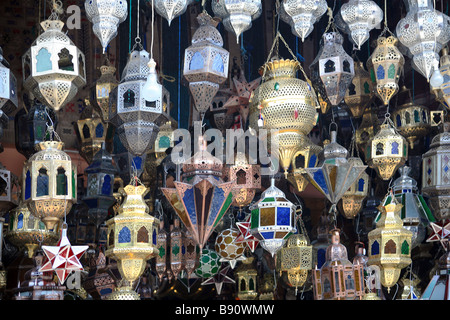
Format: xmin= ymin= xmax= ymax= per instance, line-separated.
xmin=235 ymin=256 xmax=258 ymax=300
xmin=339 ymin=157 xmax=369 ymax=219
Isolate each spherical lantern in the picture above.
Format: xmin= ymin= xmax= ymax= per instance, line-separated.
xmin=368 ymin=196 xmax=413 ymax=292
xmin=395 ymin=0 xmax=450 ymax=81
xmin=215 ymin=227 xmax=246 ymax=269
xmin=366 ymin=36 xmax=405 ymax=106
xmin=422 ymin=122 xmax=450 ymax=220
xmin=105 ymin=182 xmax=160 ymax=299
xmin=336 ymin=0 xmax=383 ymax=50
xmin=249 ymin=178 xmax=297 ymax=257
xmin=91 ymin=62 xmax=119 ymax=123
xmin=85 ymin=0 xmax=128 ymax=53
xmin=0 ymin=46 xmax=18 ymax=117
xmin=22 ymin=139 xmax=77 ymax=231
xmin=279 ymin=0 xmax=327 ymax=42
xmin=183 ymin=12 xmax=229 ymax=117
xmin=431 ymin=48 xmax=450 ymax=110
xmin=310 ymin=32 xmax=355 ymax=106
xmin=212 ymin=0 xmax=262 ymax=42
xmin=235 ymin=255 xmax=258 ymax=300
xmin=344 ymin=60 xmax=374 ymax=118
xmin=22 ymin=14 xmax=86 ymax=112
xmin=339 ymin=157 xmax=369 ymax=219
xmin=194 ymin=248 xmax=220 ymax=279
xmin=312 ymin=229 xmax=365 ymax=300
xmin=153 ymin=0 xmax=193 ymax=26
xmin=366 ymin=121 xmax=408 ymax=181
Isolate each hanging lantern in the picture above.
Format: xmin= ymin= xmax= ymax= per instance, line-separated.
xmin=287 ymin=136 xmax=322 ymax=193
xmin=0 ymin=162 xmax=19 ymax=214
xmin=366 ymin=36 xmax=405 ymax=106
xmin=155 ymin=221 xmax=169 ymax=281
xmin=363 ymin=264 xmax=382 ymax=299
xmin=311 ymin=213 xmax=330 ymax=269
xmin=153 ymin=0 xmax=193 ymax=26
xmin=22 ymin=11 xmax=86 ymax=112
xmin=82 ymin=249 xmax=116 ymax=299
xmin=22 ymin=138 xmax=77 ymax=231
xmin=112 ymin=131 xmax=147 ymax=184
xmin=355 ymin=189 xmax=381 ymax=243
xmin=339 ymin=157 xmax=369 ymax=219
xmin=183 ymin=12 xmax=229 ymax=117
xmin=249 ymin=178 xmax=297 ymax=257
xmin=215 ymin=227 xmax=246 ymax=269
xmin=161 ymin=134 xmax=234 ymax=249
xmin=399 ymin=269 xmax=422 ymax=299
xmin=344 ymin=60 xmax=374 ymax=118
xmin=194 ymin=248 xmax=220 ymax=279
xmin=310 ymin=32 xmax=355 ymax=106
xmin=312 ymin=229 xmax=365 ymax=300
xmin=353 ymin=242 xmax=369 ymax=267
xmin=279 ymin=0 xmax=327 ymax=42
xmin=335 ymin=0 xmax=383 ymax=50
xmin=109 ymin=48 xmax=170 ymax=156
xmin=169 ymin=219 xmax=187 ymax=280
xmin=431 ymin=48 xmax=450 ymax=110
xmin=212 ymin=0 xmax=262 ymax=43
xmin=85 ymin=0 xmax=128 ymax=53
xmin=235 ymin=255 xmax=258 ymax=300
xmin=422 ymin=122 xmax=450 ymax=220
xmin=421 ymin=237 xmax=450 ymax=300
xmin=91 ymin=62 xmax=119 ymax=123
xmin=14 ymin=101 xmax=58 ymax=159
xmin=0 ymin=46 xmax=18 ymax=117
xmin=209 ymin=90 xmax=234 ymax=135
xmin=368 ymin=196 xmax=413 ymax=292
xmin=395 ymin=0 xmax=450 ymax=81
xmin=355 ymin=105 xmax=379 ymax=157
xmin=366 ymin=120 xmax=408 ymax=181
xmin=105 ymin=182 xmax=160 ymax=299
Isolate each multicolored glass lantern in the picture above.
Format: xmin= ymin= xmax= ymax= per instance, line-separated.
xmin=366 ymin=120 xmax=408 ymax=181
xmin=153 ymin=0 xmax=193 ymax=26
xmin=249 ymin=178 xmax=297 ymax=257
xmin=310 ymin=32 xmax=355 ymax=106
xmin=395 ymin=0 xmax=450 ymax=81
xmin=368 ymin=196 xmax=413 ymax=292
xmin=431 ymin=48 xmax=450 ymax=110
xmin=169 ymin=219 xmax=186 ymax=280
xmin=344 ymin=60 xmax=374 ymax=118
xmin=194 ymin=248 xmax=220 ymax=279
xmin=212 ymin=0 xmax=262 ymax=42
xmin=0 ymin=46 xmax=18 ymax=117
xmin=22 ymin=9 xmax=86 ymax=112
xmin=22 ymin=138 xmax=77 ymax=231
xmin=366 ymin=36 xmax=405 ymax=106
xmin=312 ymin=229 xmax=365 ymax=300
xmin=85 ymin=0 xmax=128 ymax=53
xmin=183 ymin=12 xmax=229 ymax=117
xmin=105 ymin=182 xmax=160 ymax=299
xmin=235 ymin=255 xmax=258 ymax=300
xmin=156 ymin=221 xmax=169 ymax=281
xmin=422 ymin=122 xmax=450 ymax=220
xmin=215 ymin=227 xmax=246 ymax=269
xmin=279 ymin=0 xmax=327 ymax=42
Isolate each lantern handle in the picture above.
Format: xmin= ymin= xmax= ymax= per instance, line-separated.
xmin=379 ymin=0 xmax=395 ymax=37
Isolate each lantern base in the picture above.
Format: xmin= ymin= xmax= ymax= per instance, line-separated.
xmin=106 ymin=286 xmax=140 ymax=300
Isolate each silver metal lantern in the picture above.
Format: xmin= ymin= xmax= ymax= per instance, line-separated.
xmin=153 ymin=0 xmax=193 ymax=26
xmin=0 ymin=46 xmax=18 ymax=117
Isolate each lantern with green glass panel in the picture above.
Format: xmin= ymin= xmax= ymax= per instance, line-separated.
xmin=250 ymin=178 xmax=297 ymax=257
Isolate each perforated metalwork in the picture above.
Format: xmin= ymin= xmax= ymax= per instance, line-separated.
xmin=154 ymin=0 xmax=193 ymax=25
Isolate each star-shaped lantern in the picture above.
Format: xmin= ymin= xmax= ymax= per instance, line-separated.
xmin=40 ymin=226 xmax=88 ymax=284
xmin=201 ymin=265 xmax=235 ymax=295
xmin=427 ymin=220 xmax=450 ymax=250
xmin=236 ymin=215 xmax=259 ymax=252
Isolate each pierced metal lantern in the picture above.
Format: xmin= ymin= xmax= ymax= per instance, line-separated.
xmin=279 ymin=0 xmax=327 ymax=42
xmin=0 ymin=162 xmax=19 ymax=214
xmin=109 ymin=48 xmax=170 ymax=156
xmin=339 ymin=157 xmax=369 ymax=219
xmin=85 ymin=0 xmax=128 ymax=53
xmin=336 ymin=0 xmax=383 ymax=50
xmin=368 ymin=197 xmax=413 ymax=292
xmin=310 ymin=32 xmax=355 ymax=106
xmin=22 ymin=17 xmax=86 ymax=112
xmin=155 ymin=221 xmax=169 ymax=281
xmin=235 ymin=255 xmax=258 ymax=300
xmin=250 ymin=178 xmax=297 ymax=257
xmin=209 ymin=90 xmax=233 ymax=135
xmin=91 ymin=63 xmax=119 ymax=123
xmin=0 ymin=46 xmax=18 ymax=116
xmin=312 ymin=229 xmax=365 ymax=300
xmin=344 ymin=60 xmax=374 ymax=118
xmin=22 ymin=140 xmax=77 ymax=231
xmin=153 ymin=0 xmax=193 ymax=26
xmin=366 ymin=36 xmax=405 ymax=106
xmin=355 ymin=106 xmax=379 ymax=158
xmin=395 ymin=0 xmax=450 ymax=81
xmin=422 ymin=122 xmax=450 ymax=220
xmin=105 ymin=182 xmax=159 ymax=299
xmin=366 ymin=121 xmax=408 ymax=181
xmin=82 ymin=249 xmax=116 ymax=299
xmin=169 ymin=219 xmax=187 ymax=280
xmin=431 ymin=48 xmax=450 ymax=110
xmin=183 ymin=12 xmax=229 ymax=117
xmin=211 ymin=0 xmax=262 ymax=42
xmin=215 ymin=227 xmax=246 ymax=269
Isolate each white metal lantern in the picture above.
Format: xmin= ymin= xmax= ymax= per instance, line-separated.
xmin=22 ymin=15 xmax=86 ymax=112
xmin=153 ymin=0 xmax=193 ymax=26
xmin=85 ymin=0 xmax=128 ymax=53
xmin=0 ymin=46 xmax=18 ymax=116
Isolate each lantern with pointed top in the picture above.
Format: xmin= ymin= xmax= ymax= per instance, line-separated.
xmin=339 ymin=157 xmax=369 ymax=219
xmin=153 ymin=0 xmax=193 ymax=26
xmin=91 ymin=62 xmax=119 ymax=123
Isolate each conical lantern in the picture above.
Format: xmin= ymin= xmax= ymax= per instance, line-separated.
xmin=395 ymin=0 xmax=450 ymax=81
xmin=85 ymin=0 xmax=128 ymax=53
xmin=431 ymin=48 xmax=450 ymax=110
xmin=368 ymin=196 xmax=413 ymax=292
xmin=310 ymin=32 xmax=355 ymax=106
xmin=366 ymin=36 xmax=405 ymax=106
xmin=91 ymin=62 xmax=119 ymax=123
xmin=344 ymin=60 xmax=374 ymax=118
xmin=0 ymin=46 xmax=18 ymax=117
xmin=22 ymin=12 xmax=86 ymax=112
xmin=339 ymin=157 xmax=369 ymax=219
xmin=212 ymin=0 xmax=262 ymax=42
xmin=153 ymin=0 xmax=193 ymax=26
xmin=183 ymin=12 xmax=229 ymax=117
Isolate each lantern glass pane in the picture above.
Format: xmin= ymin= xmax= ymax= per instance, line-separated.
xmin=276 ymin=207 xmax=290 ymax=226
xmin=260 ymin=207 xmax=275 ymax=226
xmin=260 ymin=231 xmax=274 ymax=239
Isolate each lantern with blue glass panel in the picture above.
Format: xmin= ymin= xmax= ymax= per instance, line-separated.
xmin=0 ymin=46 xmax=18 ymax=117
xmin=250 ymin=178 xmax=297 ymax=257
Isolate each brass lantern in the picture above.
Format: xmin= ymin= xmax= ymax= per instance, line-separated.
xmin=183 ymin=12 xmax=229 ymax=117
xmin=422 ymin=122 xmax=450 ymax=220
xmin=22 ymin=139 xmax=77 ymax=231
xmin=366 ymin=120 xmax=408 ymax=181
xmin=355 ymin=105 xmax=379 ymax=157
xmin=22 ymin=11 xmax=86 ymax=112
xmin=312 ymin=229 xmax=365 ymax=300
xmin=0 ymin=46 xmax=18 ymax=117
xmin=310 ymin=32 xmax=355 ymax=106
xmin=339 ymin=157 xmax=369 ymax=219
xmin=344 ymin=60 xmax=374 ymax=118
xmin=91 ymin=62 xmax=119 ymax=123
xmin=235 ymin=255 xmax=258 ymax=300
xmin=368 ymin=196 xmax=413 ymax=292
xmin=366 ymin=36 xmax=405 ymax=106
xmin=105 ymin=182 xmax=160 ymax=299
xmin=431 ymin=48 xmax=450 ymax=110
